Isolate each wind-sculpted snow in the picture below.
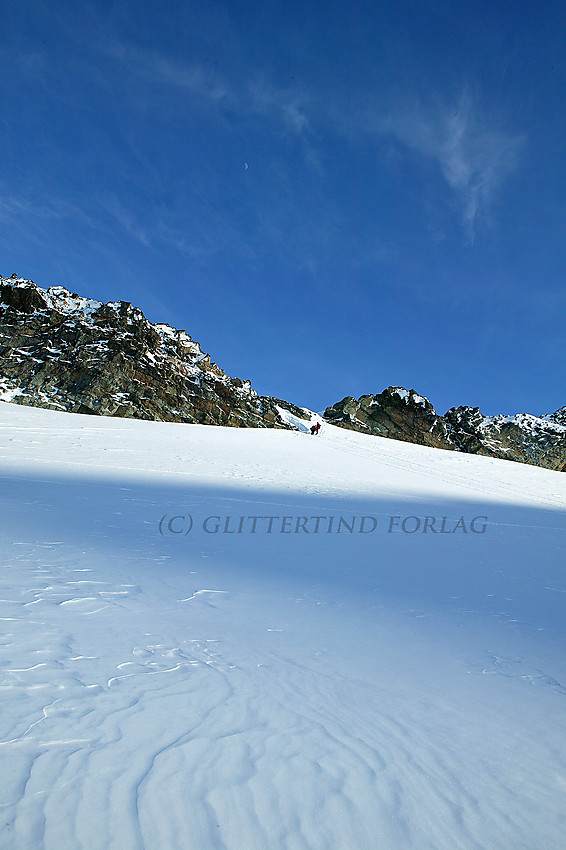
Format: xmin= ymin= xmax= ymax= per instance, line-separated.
xmin=1 ymin=403 xmax=566 ymax=849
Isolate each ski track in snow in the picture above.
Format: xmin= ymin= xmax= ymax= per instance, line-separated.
xmin=1 ymin=403 xmax=566 ymax=849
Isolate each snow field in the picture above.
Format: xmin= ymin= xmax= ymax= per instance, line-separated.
xmin=1 ymin=402 xmax=566 ymax=849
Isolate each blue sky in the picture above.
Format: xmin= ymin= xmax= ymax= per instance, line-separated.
xmin=2 ymin=0 xmax=565 ymax=416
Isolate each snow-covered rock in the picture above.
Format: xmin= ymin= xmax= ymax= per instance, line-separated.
xmin=325 ymin=389 xmax=566 ymax=471
xmin=1 ymin=274 xmax=564 ymax=470
xmin=0 ymin=275 xmax=305 ymax=428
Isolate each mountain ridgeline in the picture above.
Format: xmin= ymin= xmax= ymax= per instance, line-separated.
xmin=0 ymin=275 xmax=305 ymax=429
xmin=1 ymin=275 xmax=565 ymax=471
xmin=323 ymin=389 xmax=566 ymax=472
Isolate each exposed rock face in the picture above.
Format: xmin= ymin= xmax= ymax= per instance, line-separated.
xmin=443 ymin=407 xmax=566 ymax=470
xmin=2 ymin=274 xmax=565 ymax=471
xmin=0 ymin=276 xmax=306 ymax=428
xmin=544 ymin=406 xmax=566 ymax=428
xmin=325 ymin=388 xmax=566 ymax=472
xmin=323 ymin=387 xmax=454 ymax=450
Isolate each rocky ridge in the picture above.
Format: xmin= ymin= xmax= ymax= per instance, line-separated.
xmin=1 ymin=274 xmax=564 ymax=471
xmin=324 ymin=388 xmax=566 ymax=471
xmin=0 ymin=275 xmax=305 ymax=428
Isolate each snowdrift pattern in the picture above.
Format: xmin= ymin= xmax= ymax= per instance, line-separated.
xmin=1 ymin=403 xmax=566 ymax=849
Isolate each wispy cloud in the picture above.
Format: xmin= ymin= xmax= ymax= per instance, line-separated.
xmin=0 ymin=194 xmax=64 ymax=223
xmin=375 ymin=89 xmax=524 ymax=242
xmin=0 ymin=190 xmax=99 ymax=236
xmin=93 ymin=40 xmax=326 ymax=262
xmin=106 ymin=41 xmax=231 ymax=105
xmin=94 ymin=194 xmax=152 ymax=248
xmin=107 ymin=42 xmax=522 ymax=244
xmin=104 ymin=40 xmax=312 ymax=140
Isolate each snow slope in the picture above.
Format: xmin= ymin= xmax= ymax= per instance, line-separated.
xmin=1 ymin=402 xmax=565 ymax=850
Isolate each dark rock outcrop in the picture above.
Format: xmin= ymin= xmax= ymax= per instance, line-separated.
xmin=323 ymin=387 xmax=455 ymax=450
xmin=544 ymin=406 xmax=566 ymax=428
xmin=325 ymin=388 xmax=566 ymax=472
xmin=0 ymin=276 xmax=307 ymax=429
xmin=2 ymin=275 xmax=565 ymax=471
xmin=444 ymin=406 xmax=566 ymax=470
